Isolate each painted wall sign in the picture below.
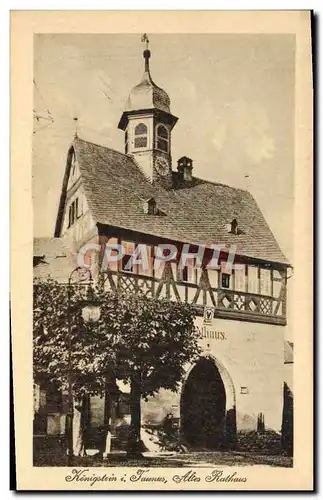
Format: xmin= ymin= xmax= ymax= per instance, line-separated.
xmin=197 ymin=325 xmax=226 ymax=340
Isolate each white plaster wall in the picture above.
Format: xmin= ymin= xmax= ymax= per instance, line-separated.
xmin=62 ymin=186 xmax=96 ymax=243
xmin=131 ymin=150 xmax=154 ymax=181
xmin=142 ymin=316 xmax=285 ymax=433
xmin=88 ymin=316 xmax=286 ymax=435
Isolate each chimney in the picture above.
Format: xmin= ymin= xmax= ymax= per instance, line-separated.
xmin=177 ymin=156 xmax=193 ymax=182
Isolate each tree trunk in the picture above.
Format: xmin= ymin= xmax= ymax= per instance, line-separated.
xmin=127 ymin=374 xmax=142 ymax=456
xmin=72 ymin=397 xmax=88 ymax=457
xmin=102 ymin=379 xmax=113 ymax=457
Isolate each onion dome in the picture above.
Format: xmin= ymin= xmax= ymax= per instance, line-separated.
xmin=124 ymin=49 xmax=171 ymax=114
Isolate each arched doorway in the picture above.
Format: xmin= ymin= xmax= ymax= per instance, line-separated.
xmin=181 ymin=357 xmax=235 ymax=450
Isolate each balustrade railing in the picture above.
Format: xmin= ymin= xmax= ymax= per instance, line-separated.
xmin=99 ymin=265 xmax=286 ymax=325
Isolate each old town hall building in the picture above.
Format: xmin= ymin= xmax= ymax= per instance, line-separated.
xmin=34 ymin=41 xmax=291 ymax=452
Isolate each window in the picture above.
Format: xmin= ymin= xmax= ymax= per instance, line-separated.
xmin=137 ymin=245 xmax=153 ymax=276
xmin=142 ymin=198 xmax=157 ymax=215
xmin=134 ymin=123 xmax=148 ymax=148
xmin=103 ymin=237 xmax=119 ymax=272
xmin=260 ymin=268 xmax=271 ymax=296
xmin=154 ymin=246 xmax=165 ymax=279
xmin=121 ymin=241 xmax=135 ymax=273
xmin=220 ymin=261 xmax=232 ymax=289
xmin=221 ymin=273 xmax=231 ymax=289
xmin=68 ymin=204 xmax=74 ymax=228
xmin=156 ymin=124 xmax=169 ymax=153
xmin=230 ymin=219 xmax=238 ymax=234
xmin=67 ymin=197 xmax=80 ymax=228
xmin=178 ymin=258 xmax=197 ymax=284
xmin=226 ymin=219 xmax=238 ymax=234
xmin=125 ymin=130 xmax=128 ymax=154
xmin=234 ymin=265 xmax=245 ymax=291
xmin=122 ymin=255 xmax=132 ymax=272
xmin=226 ymin=219 xmax=244 ymax=235
xmin=248 ymin=266 xmax=259 ymax=294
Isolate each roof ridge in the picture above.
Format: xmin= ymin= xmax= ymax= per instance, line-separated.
xmin=193 ymin=175 xmax=249 ymax=194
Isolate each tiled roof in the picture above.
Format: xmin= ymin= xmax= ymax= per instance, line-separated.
xmin=125 ymin=71 xmax=171 ymax=114
xmin=124 ymin=53 xmax=171 ymax=114
xmin=66 ymin=137 xmax=288 ymax=265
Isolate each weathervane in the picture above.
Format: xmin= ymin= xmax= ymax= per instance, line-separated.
xmin=141 ymin=33 xmax=149 ymax=50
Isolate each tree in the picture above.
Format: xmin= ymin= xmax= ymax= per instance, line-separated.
xmin=111 ymin=293 xmax=201 ymax=454
xmin=33 ymin=278 xmax=201 ymax=457
xmin=281 ymin=382 xmax=293 ymax=456
xmin=33 ymin=278 xmax=118 ymax=456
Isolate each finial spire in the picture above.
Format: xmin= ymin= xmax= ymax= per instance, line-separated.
xmin=73 ymin=117 xmax=78 ymax=138
xmin=141 ymin=33 xmax=151 ymax=72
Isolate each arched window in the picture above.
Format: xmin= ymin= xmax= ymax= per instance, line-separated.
xmin=156 ymin=124 xmax=169 ymax=153
xmin=134 ymin=123 xmax=148 ymax=148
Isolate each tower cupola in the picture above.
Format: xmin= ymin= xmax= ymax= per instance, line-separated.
xmin=118 ymin=34 xmax=178 ymax=190
xmin=124 ymin=48 xmax=171 ymax=114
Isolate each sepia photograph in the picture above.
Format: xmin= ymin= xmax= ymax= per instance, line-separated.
xmin=33 ymin=30 xmax=294 ymax=469
xmin=11 ymin=10 xmax=313 ymax=490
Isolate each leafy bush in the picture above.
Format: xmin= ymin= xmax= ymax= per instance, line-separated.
xmin=237 ymin=429 xmax=284 ymax=455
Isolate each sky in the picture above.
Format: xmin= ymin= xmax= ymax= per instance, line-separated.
xmin=33 ymin=33 xmax=295 ymax=264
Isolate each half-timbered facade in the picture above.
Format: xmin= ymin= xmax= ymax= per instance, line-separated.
xmin=35 ymin=43 xmax=290 ymax=450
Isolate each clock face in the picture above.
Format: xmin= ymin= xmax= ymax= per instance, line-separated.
xmin=155 ymin=157 xmax=169 ymax=177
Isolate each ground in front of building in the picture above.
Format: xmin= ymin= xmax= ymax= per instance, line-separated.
xmin=34 ymin=450 xmax=292 ymax=468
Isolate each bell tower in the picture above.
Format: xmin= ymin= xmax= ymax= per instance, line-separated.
xmin=118 ymin=34 xmax=178 ymax=189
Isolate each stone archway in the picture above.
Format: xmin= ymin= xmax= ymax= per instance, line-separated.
xmin=180 ymin=356 xmax=237 ymax=450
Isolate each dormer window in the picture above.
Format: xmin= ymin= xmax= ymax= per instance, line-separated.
xmin=134 ymin=123 xmax=148 ymax=148
xmin=226 ymin=218 xmax=241 ymax=235
xmin=142 ymin=197 xmax=157 ymax=215
xmin=230 ymin=219 xmax=238 ymax=234
xmin=156 ymin=124 xmax=169 ymax=153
